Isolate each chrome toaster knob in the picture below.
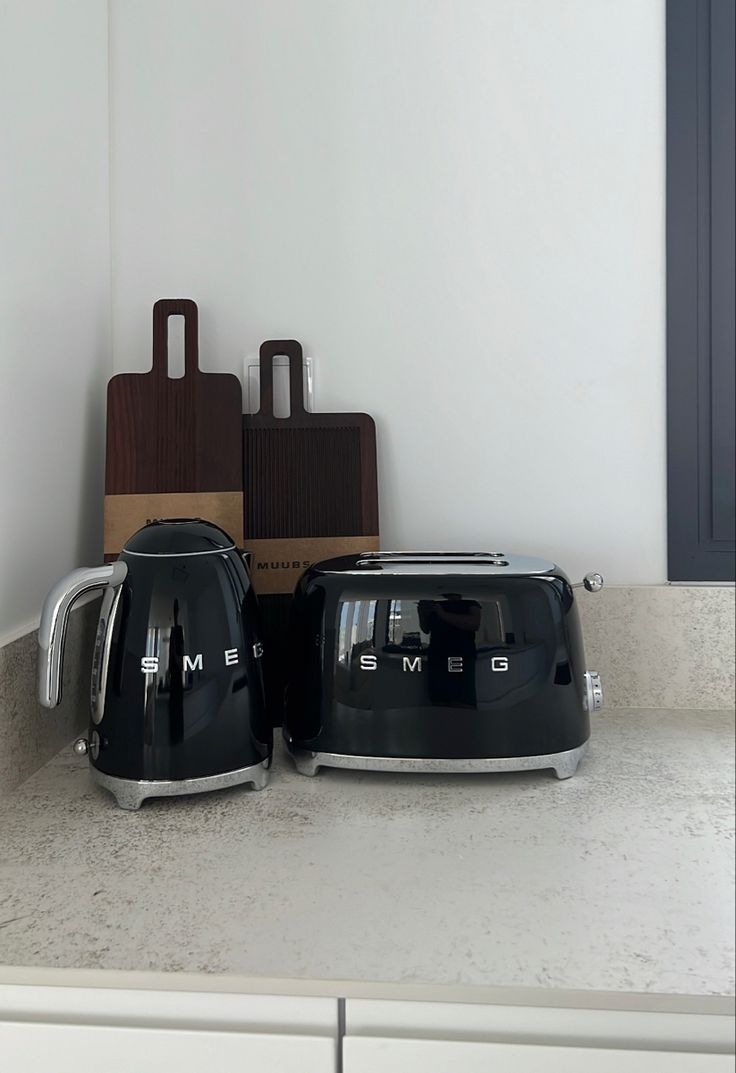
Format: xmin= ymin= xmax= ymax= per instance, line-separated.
xmin=72 ymin=737 xmax=89 ymax=757
xmin=584 ymin=671 xmax=604 ymax=712
xmin=583 ymin=572 xmax=604 ymax=592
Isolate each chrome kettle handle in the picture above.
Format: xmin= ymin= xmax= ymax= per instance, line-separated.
xmin=38 ymin=562 xmax=128 ymax=709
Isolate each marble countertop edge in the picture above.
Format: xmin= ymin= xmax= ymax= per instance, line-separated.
xmin=0 ymin=965 xmax=734 ymax=1016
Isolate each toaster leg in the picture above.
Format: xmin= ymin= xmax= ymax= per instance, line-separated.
xmin=107 ymin=784 xmax=145 ymax=810
xmin=247 ymin=760 xmax=271 ymax=790
xmin=553 ymin=742 xmax=588 ymax=779
xmin=289 ymin=752 xmax=321 ymax=777
xmin=281 ymin=733 xmax=321 ymax=776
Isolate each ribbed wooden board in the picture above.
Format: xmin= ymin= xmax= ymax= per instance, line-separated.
xmin=243 ymin=340 xmax=379 ymax=725
xmin=104 ymin=299 xmax=243 ymax=559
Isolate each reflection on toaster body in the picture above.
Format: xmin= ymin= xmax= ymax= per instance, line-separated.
xmin=417 ymin=596 xmax=480 ymax=707
xmin=336 ymin=593 xmax=554 ymax=711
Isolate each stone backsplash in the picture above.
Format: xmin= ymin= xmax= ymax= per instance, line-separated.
xmin=0 ymin=600 xmax=99 ymax=798
xmin=579 ymin=585 xmax=735 ymax=710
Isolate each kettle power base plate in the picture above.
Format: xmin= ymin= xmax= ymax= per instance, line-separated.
xmin=89 ymin=759 xmax=271 ymax=810
xmin=285 ymin=740 xmax=589 ymax=781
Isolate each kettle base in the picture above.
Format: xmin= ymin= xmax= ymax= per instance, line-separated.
xmin=89 ymin=759 xmax=271 ymax=810
xmin=285 ymin=740 xmax=589 ymax=781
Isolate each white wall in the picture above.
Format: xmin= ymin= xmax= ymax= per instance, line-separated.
xmin=0 ymin=1 xmax=111 ymax=641
xmin=0 ymin=0 xmax=666 ymax=642
xmin=108 ymin=0 xmax=667 ymax=585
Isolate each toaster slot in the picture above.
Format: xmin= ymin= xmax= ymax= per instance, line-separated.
xmin=349 ymin=551 xmax=556 ymax=576
xmin=357 ymin=552 xmax=509 ymax=567
xmin=359 ymin=551 xmax=505 ymax=559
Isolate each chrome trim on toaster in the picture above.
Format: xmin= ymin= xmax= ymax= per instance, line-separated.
xmin=284 ymin=738 xmax=589 ymax=781
xmin=333 ymin=551 xmax=557 ymax=576
xmin=88 ymin=759 xmax=271 ymax=810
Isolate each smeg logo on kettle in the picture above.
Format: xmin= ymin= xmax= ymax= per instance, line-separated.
xmin=140 ymin=648 xmax=240 ymax=674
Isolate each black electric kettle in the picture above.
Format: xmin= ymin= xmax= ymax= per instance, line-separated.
xmin=38 ymin=519 xmax=272 ymax=809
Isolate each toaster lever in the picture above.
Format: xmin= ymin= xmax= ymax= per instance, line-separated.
xmin=575 ymin=572 xmax=604 ymax=592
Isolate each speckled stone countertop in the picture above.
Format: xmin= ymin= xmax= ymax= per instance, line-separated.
xmin=0 ymin=708 xmax=733 ymax=998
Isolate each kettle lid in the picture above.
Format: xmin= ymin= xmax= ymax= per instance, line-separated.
xmin=123 ymin=518 xmax=236 ymax=556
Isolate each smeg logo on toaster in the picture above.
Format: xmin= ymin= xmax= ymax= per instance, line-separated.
xmin=140 ymin=648 xmax=241 ymax=674
xmin=359 ymin=654 xmax=510 ymax=673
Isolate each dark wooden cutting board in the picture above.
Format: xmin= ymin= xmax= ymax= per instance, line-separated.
xmin=104 ymin=299 xmax=243 ymax=560
xmin=243 ymin=339 xmax=379 ymax=723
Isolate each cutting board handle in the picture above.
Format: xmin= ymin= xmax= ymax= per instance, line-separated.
xmin=152 ymin=298 xmax=200 ymax=380
xmin=257 ymin=339 xmax=306 ymax=417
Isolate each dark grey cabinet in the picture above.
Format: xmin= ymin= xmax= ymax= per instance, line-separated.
xmin=667 ymin=0 xmax=735 ymax=581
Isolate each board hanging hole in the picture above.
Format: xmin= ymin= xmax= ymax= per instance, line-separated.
xmin=272 ymin=356 xmax=291 ymax=418
xmin=167 ymin=315 xmax=186 ymax=379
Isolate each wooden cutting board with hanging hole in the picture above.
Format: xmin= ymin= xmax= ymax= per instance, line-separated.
xmin=104 ymin=299 xmax=243 ymax=560
xmin=243 ymin=339 xmax=379 ymax=724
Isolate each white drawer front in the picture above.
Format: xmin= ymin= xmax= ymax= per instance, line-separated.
xmin=345 ymin=997 xmax=736 ymax=1052
xmin=0 ymin=1021 xmax=335 ymax=1073
xmin=344 ymin=1036 xmax=734 ymax=1073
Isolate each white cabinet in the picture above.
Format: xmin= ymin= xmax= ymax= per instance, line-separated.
xmin=0 ymin=985 xmax=336 ymax=1073
xmin=1 ymin=982 xmax=733 ymax=1073
xmin=343 ymin=1037 xmax=733 ymax=1073
xmin=0 ymin=1021 xmax=334 ymax=1073
xmin=344 ymin=998 xmax=735 ymax=1073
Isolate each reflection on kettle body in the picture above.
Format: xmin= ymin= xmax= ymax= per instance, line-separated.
xmin=168 ymin=599 xmax=185 ymax=745
xmin=418 ymin=594 xmax=481 ymax=708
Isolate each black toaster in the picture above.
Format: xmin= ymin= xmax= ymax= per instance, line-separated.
xmin=283 ymin=551 xmax=603 ymax=779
